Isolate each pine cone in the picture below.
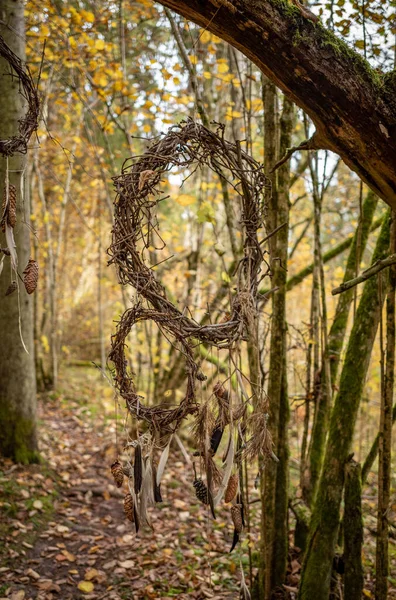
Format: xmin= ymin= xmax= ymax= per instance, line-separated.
xmin=193 ymin=478 xmax=209 ymax=505
xmin=1 ymin=183 xmax=16 ymax=231
xmin=225 ymin=473 xmax=239 ymax=503
xmin=124 ymin=493 xmax=135 ymax=522
xmin=111 ymin=460 xmax=124 ymax=488
xmin=231 ymin=504 xmax=243 ymax=533
xmin=5 ymin=280 xmax=17 ymax=296
xmin=23 ymin=259 xmax=39 ymax=294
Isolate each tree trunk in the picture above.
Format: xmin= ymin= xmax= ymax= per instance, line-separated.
xmin=298 ymin=210 xmax=391 ymax=600
xmin=0 ymin=0 xmax=38 ymax=464
xmin=375 ymin=211 xmax=395 ymax=600
xmin=157 ymin=0 xmax=396 ymax=209
xmin=304 ymin=190 xmax=378 ymax=503
xmin=260 ymin=87 xmax=292 ymax=597
xmin=343 ymin=459 xmax=364 ymax=600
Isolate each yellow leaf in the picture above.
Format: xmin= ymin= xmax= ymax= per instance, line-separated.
xmin=200 ymin=31 xmax=211 ymax=44
xmin=189 ymin=55 xmax=198 ymax=65
xmin=95 ymin=39 xmax=105 ymax=50
xmin=78 ymin=581 xmax=94 ymax=594
xmin=177 ymin=194 xmax=195 ymax=207
xmin=82 ymin=10 xmax=95 ymax=23
xmin=217 ymin=62 xmax=229 ymax=74
xmin=203 ymin=71 xmax=211 ymax=79
xmin=85 ymin=568 xmax=99 ymax=581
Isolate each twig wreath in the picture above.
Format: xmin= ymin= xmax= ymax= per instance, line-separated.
xmin=108 ymin=119 xmax=271 ymax=432
xmin=108 ymin=120 xmax=276 ymax=565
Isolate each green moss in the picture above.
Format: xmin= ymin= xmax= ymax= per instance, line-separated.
xmin=268 ymin=0 xmax=383 ymax=89
xmin=0 ymin=404 xmax=40 ymax=465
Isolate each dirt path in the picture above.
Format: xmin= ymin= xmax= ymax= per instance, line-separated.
xmin=0 ymin=372 xmax=242 ymax=600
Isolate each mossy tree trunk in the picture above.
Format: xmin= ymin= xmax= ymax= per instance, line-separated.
xmin=298 ymin=210 xmax=391 ymax=600
xmin=0 ymin=0 xmax=38 ymax=464
xmin=260 ymin=85 xmax=293 ymax=598
xmin=375 ymin=211 xmax=395 ymax=600
xmin=304 ymin=190 xmax=378 ymax=504
xmin=344 ymin=459 xmax=364 ymax=600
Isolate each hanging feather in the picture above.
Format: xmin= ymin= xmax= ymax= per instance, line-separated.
xmin=111 ymin=459 xmax=124 ymax=488
xmin=5 ymin=223 xmax=17 ymax=271
xmin=152 ymin=463 xmax=163 ymax=502
xmin=210 ymin=424 xmax=223 ymax=456
xmin=134 ymin=443 xmax=143 ymax=494
xmin=230 ymin=528 xmax=239 ymax=553
xmin=225 ymin=473 xmax=239 ymax=503
xmin=139 ymin=457 xmax=155 ymax=529
xmin=206 ymin=459 xmax=216 ymax=520
xmin=133 ymin=499 xmax=140 ymax=533
xmin=5 ymin=280 xmax=17 ymax=296
xmin=214 ymin=428 xmax=235 ymax=507
xmin=156 ymin=435 xmax=172 ymax=486
xmin=236 ymin=493 xmax=246 ymax=527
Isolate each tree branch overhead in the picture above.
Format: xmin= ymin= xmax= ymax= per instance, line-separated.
xmin=157 ymin=0 xmax=396 ymax=208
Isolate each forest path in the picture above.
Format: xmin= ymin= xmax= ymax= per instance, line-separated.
xmin=0 ymin=368 xmax=239 ymax=600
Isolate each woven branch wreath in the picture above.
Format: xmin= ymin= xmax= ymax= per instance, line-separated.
xmin=108 ymin=119 xmax=271 ymax=432
xmin=0 ymin=36 xmax=40 ymax=157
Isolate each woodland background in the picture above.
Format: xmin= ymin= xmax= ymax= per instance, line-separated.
xmin=0 ymin=0 xmax=395 ymax=599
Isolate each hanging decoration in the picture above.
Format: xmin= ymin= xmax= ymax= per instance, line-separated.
xmin=108 ymin=119 xmax=275 ymax=558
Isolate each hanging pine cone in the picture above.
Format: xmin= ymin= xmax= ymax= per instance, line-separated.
xmin=124 ymin=493 xmax=135 ymax=522
xmin=225 ymin=473 xmax=239 ymax=503
xmin=231 ymin=504 xmax=243 ymax=533
xmin=111 ymin=460 xmax=124 ymax=488
xmin=1 ymin=183 xmax=16 ymax=231
xmin=5 ymin=280 xmax=17 ymax=296
xmin=23 ymin=259 xmax=38 ymax=294
xmin=193 ymin=478 xmax=209 ymax=505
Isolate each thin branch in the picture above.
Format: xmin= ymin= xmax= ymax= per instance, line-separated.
xmin=332 ymin=253 xmax=396 ymax=296
xmin=270 ymin=134 xmax=321 ymax=173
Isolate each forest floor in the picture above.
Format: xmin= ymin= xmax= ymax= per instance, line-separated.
xmin=0 ymin=367 xmax=395 ymax=600
xmin=0 ymin=367 xmax=255 ymax=600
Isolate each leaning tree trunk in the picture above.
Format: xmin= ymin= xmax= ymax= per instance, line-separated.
xmin=0 ymin=0 xmax=38 ymax=463
xmin=304 ymin=189 xmax=378 ymax=504
xmin=298 ymin=210 xmax=391 ymax=600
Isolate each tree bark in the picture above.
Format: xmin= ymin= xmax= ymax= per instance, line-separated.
xmin=0 ymin=0 xmax=38 ymax=463
xmin=156 ymin=0 xmax=396 ymax=209
xmin=344 ymin=460 xmax=364 ymax=600
xmin=261 ymin=88 xmax=292 ymax=597
xmin=304 ymin=190 xmax=378 ymax=503
xmin=298 ymin=210 xmax=391 ymax=600
xmin=375 ymin=211 xmax=395 ymax=600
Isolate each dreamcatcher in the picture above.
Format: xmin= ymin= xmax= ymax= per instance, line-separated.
xmin=108 ymin=120 xmax=275 ymax=592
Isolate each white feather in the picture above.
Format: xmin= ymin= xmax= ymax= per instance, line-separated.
xmin=139 ymin=458 xmax=155 ymax=528
xmin=156 ymin=435 xmax=172 ymax=486
xmin=0 ymin=255 xmax=4 ymax=278
xmin=214 ymin=427 xmax=235 ymax=507
xmin=5 ymin=223 xmax=17 ymax=271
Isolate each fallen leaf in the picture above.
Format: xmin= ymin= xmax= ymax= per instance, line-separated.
xmin=118 ymin=559 xmax=134 ymax=569
xmin=77 ymin=580 xmax=94 ymax=593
